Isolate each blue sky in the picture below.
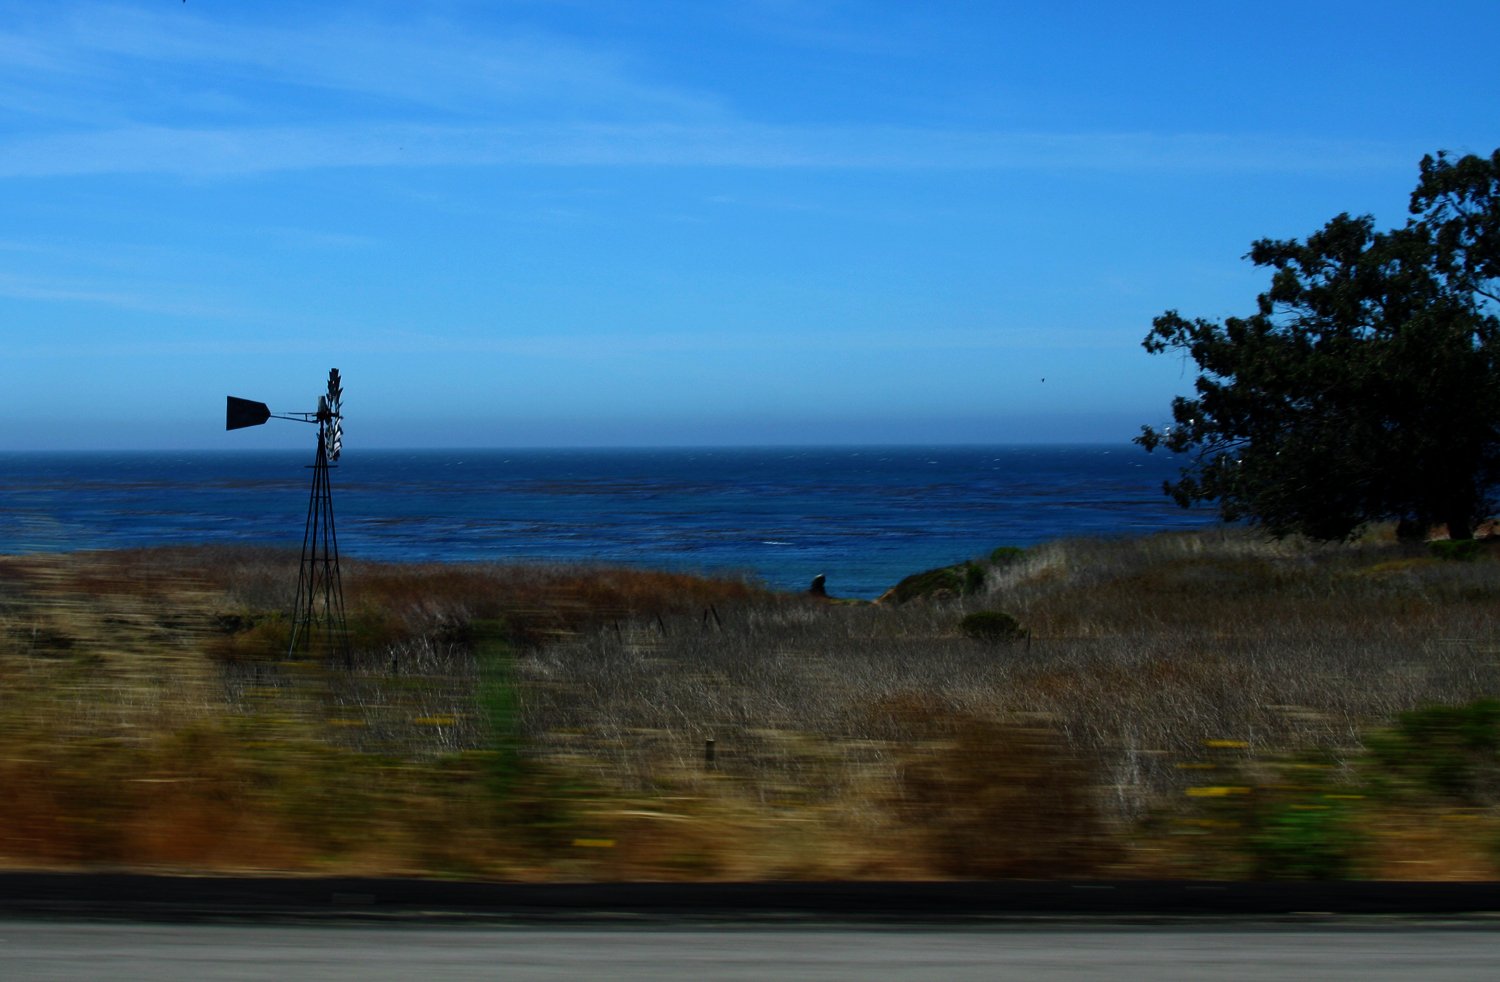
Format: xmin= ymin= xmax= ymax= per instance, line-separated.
xmin=1 ymin=1 xmax=1495 ymax=450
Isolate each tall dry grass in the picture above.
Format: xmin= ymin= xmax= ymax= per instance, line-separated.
xmin=0 ymin=530 xmax=1497 ymax=879
xmin=517 ymin=528 xmax=1500 ymax=857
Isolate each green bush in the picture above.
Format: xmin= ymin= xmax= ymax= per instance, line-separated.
xmin=884 ymin=548 xmax=1022 ymax=604
xmin=472 ymin=620 xmax=522 ymax=798
xmin=1176 ymin=747 xmax=1366 ymax=880
xmin=1429 ymin=539 xmax=1482 ymax=561
xmin=988 ymin=546 xmax=1026 ymax=566
xmin=347 ymin=605 xmax=410 ymax=652
xmin=888 ymin=562 xmax=986 ymax=603
xmin=1248 ymin=796 xmax=1362 ymax=879
xmin=204 ymin=611 xmax=291 ymax=663
xmin=1365 ymin=699 xmax=1500 ymax=802
xmin=960 ymin=610 xmax=1026 ymax=643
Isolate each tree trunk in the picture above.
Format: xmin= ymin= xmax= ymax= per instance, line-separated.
xmin=1395 ymin=518 xmax=1428 ymax=542
xmin=1445 ymin=512 xmax=1475 ymax=541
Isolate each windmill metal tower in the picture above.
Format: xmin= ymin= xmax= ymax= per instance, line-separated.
xmin=226 ymin=369 xmax=349 ymax=663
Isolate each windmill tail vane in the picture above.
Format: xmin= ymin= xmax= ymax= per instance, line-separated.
xmin=225 ymin=368 xmax=349 ymax=664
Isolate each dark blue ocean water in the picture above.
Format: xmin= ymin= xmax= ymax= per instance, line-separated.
xmin=0 ymin=446 xmax=1213 ymax=599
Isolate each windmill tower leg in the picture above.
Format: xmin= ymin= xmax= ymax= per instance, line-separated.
xmin=289 ymin=428 xmax=350 ymax=665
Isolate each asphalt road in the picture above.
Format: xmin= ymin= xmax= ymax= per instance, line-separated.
xmin=2 ymin=921 xmax=1499 ymax=981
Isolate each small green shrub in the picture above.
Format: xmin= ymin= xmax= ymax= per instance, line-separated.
xmin=884 ymin=549 xmax=1022 ymax=604
xmin=959 ymin=610 xmax=1026 ymax=643
xmin=888 ymin=562 xmax=986 ymax=603
xmin=1429 ymin=539 xmax=1482 ymax=561
xmin=1365 ymin=699 xmax=1500 ymax=802
xmin=204 ymin=612 xmax=291 ymax=663
xmin=1175 ymin=747 xmax=1366 ymax=880
xmin=472 ymin=620 xmax=522 ymax=798
xmin=988 ymin=546 xmax=1026 ymax=565
xmin=961 ymin=562 xmax=986 ymax=595
xmin=347 ymin=605 xmax=410 ymax=651
xmin=1248 ymin=796 xmax=1362 ymax=879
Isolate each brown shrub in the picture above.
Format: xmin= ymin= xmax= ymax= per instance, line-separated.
xmin=896 ymin=717 xmax=1118 ymax=878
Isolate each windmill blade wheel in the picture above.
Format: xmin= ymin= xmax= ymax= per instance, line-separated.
xmin=326 ymin=368 xmax=344 ymax=461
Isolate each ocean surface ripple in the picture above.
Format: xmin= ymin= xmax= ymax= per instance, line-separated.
xmin=0 ymin=445 xmax=1215 ymax=599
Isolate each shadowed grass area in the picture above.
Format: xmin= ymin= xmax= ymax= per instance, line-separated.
xmin=1 ymin=529 xmax=1498 ymax=880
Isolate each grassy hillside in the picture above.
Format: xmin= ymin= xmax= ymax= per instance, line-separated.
xmin=1 ymin=529 xmax=1497 ymax=880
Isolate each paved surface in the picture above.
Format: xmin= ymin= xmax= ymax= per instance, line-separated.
xmin=2 ymin=920 xmax=1499 ymax=980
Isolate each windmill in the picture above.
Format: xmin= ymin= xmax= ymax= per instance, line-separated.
xmin=226 ymin=369 xmax=349 ymax=663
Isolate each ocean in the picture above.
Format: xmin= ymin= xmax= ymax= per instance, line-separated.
xmin=0 ymin=445 xmax=1215 ymax=599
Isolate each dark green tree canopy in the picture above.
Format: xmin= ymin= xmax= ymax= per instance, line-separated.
xmin=1138 ymin=149 xmax=1500 ymax=540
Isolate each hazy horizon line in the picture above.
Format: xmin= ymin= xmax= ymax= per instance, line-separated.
xmin=0 ymin=438 xmax=1149 ymax=454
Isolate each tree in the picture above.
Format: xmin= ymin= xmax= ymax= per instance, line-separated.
xmin=1138 ymin=149 xmax=1500 ymax=541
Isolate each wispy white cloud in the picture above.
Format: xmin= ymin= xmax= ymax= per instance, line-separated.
xmin=0 ymin=4 xmax=1413 ymax=182
xmin=0 ymin=121 xmax=1409 ymax=178
xmin=252 ymin=226 xmax=381 ymax=251
xmin=4 ymin=3 xmax=724 ymax=125
xmin=714 ymin=0 xmax=920 ymax=55
xmin=343 ymin=323 xmax=1135 ymax=359
xmin=0 ymin=271 xmax=252 ymax=320
xmin=6 ymin=321 xmax=1128 ymax=361
xmin=5 ymin=335 xmax=342 ymax=359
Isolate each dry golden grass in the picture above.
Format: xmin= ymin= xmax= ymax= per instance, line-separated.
xmin=0 ymin=529 xmax=1497 ymax=880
